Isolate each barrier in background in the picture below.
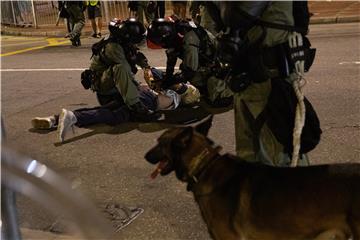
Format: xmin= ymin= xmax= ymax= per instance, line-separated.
xmin=1 ymin=1 xmax=177 ymax=28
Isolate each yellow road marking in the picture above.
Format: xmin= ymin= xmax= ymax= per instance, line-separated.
xmin=0 ymin=39 xmax=69 ymax=57
xmin=0 ymin=36 xmax=44 ymax=41
xmin=1 ymin=40 xmax=48 ymax=47
xmin=46 ymin=38 xmax=68 ymax=46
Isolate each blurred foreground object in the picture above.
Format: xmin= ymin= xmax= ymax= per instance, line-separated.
xmin=1 ymin=146 xmax=112 ymax=239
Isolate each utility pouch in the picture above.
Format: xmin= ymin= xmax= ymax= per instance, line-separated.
xmin=225 ymin=48 xmax=271 ymax=93
xmin=225 ymin=72 xmax=252 ymax=93
xmin=303 ymin=46 xmax=316 ymax=72
xmin=258 ymin=78 xmax=322 ymax=154
xmin=81 ymin=69 xmax=95 ymax=90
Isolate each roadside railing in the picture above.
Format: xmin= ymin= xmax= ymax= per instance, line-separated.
xmin=1 ymin=1 xmax=177 ymax=28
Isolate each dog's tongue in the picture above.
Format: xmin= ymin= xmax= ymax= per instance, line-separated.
xmin=150 ymin=160 xmax=167 ymax=179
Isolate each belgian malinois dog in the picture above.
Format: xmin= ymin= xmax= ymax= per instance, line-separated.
xmin=145 ymin=116 xmax=360 ymax=240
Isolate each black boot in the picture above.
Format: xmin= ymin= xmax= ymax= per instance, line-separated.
xmin=71 ymin=36 xmax=81 ymax=47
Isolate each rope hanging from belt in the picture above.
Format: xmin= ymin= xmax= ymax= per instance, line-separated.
xmin=288 ymin=32 xmax=307 ymax=167
xmin=291 ymin=75 xmax=306 ymax=167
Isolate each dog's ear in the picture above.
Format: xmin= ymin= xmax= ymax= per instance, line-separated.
xmin=195 ymin=115 xmax=213 ymax=136
xmin=173 ymin=127 xmax=193 ymax=149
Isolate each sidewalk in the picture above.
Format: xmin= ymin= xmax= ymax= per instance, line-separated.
xmin=309 ymin=1 xmax=360 ymax=24
xmin=1 ymin=1 xmax=359 ymax=38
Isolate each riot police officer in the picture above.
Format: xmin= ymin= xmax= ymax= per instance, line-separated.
xmin=147 ymin=17 xmax=233 ymax=107
xmin=204 ymin=2 xmax=318 ymax=166
xmin=64 ymin=1 xmax=85 ymax=46
xmin=88 ymin=18 xmax=156 ymax=119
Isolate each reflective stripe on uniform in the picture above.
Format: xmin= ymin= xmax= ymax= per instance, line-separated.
xmin=89 ymin=1 xmax=99 ymax=6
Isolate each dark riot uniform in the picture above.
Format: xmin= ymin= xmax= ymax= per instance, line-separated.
xmin=64 ymin=1 xmax=85 ymax=46
xmin=88 ymin=19 xmax=157 ymax=119
xmin=148 ymin=19 xmax=233 ymax=107
xmin=206 ymin=2 xmax=310 ymax=166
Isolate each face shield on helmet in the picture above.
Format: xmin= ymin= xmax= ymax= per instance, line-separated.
xmin=108 ymin=18 xmax=146 ymax=44
xmin=147 ymin=19 xmax=178 ymax=49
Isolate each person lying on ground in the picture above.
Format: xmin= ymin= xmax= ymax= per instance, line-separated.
xmin=31 ymin=83 xmax=182 ymax=142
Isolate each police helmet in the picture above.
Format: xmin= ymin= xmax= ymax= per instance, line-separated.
xmin=108 ymin=18 xmax=146 ymax=44
xmin=147 ymin=18 xmax=177 ymax=48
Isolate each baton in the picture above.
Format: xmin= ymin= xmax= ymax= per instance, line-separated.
xmin=55 ymin=11 xmax=61 ymax=26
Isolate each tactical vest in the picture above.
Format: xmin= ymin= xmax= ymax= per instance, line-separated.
xmin=91 ymin=38 xmax=138 ymax=74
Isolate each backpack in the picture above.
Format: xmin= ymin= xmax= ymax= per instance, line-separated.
xmin=254 ymin=78 xmax=322 ymax=155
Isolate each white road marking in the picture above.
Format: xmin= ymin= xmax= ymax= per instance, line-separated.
xmin=0 ymin=67 xmax=177 ymax=72
xmin=1 ymin=68 xmax=86 ymax=72
xmin=339 ymin=61 xmax=360 ymax=65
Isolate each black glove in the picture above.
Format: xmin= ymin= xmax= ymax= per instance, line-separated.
xmin=81 ymin=69 xmax=94 ymax=90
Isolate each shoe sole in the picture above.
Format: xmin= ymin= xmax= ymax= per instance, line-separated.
xmin=31 ymin=118 xmax=52 ymax=129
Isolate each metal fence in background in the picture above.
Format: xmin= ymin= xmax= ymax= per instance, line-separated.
xmin=1 ymin=1 xmax=177 ymax=28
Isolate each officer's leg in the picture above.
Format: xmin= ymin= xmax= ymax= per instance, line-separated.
xmin=143 ymin=4 xmax=155 ymax=25
xmin=68 ymin=6 xmax=85 ymax=46
xmin=234 ymin=79 xmax=270 ymax=162
xmin=96 ymin=91 xmax=125 ymax=106
xmin=67 ymin=7 xmax=76 ymax=38
xmin=112 ymin=64 xmax=141 ymax=107
xmin=136 ymin=3 xmax=145 ymax=25
xmin=71 ymin=19 xmax=85 ymax=44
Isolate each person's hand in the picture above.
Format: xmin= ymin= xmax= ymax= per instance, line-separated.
xmin=143 ymin=67 xmax=153 ymax=84
xmin=144 ymin=68 xmax=162 ymax=91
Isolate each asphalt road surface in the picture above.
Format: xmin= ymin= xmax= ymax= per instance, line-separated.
xmin=1 ymin=22 xmax=360 ymax=239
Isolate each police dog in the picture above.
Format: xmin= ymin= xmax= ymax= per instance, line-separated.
xmin=145 ymin=116 xmax=360 ymax=240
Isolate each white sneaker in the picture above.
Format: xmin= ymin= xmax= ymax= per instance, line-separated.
xmin=58 ymin=109 xmax=77 ymax=142
xmin=31 ymin=116 xmax=57 ymax=129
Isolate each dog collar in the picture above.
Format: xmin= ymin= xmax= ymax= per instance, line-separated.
xmin=186 ymin=144 xmax=222 ymax=192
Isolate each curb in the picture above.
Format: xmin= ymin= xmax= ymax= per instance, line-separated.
xmin=310 ymin=15 xmax=360 ymax=24
xmin=1 ymin=16 xmax=359 ymax=37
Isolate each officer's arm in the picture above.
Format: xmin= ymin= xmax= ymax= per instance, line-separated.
xmin=181 ymin=31 xmax=199 ymax=81
xmin=135 ymin=52 xmax=150 ymax=69
xmin=135 ymin=51 xmax=157 ymax=88
xmin=165 ymin=48 xmax=178 ymax=78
